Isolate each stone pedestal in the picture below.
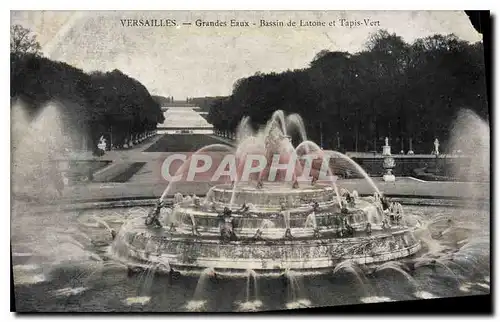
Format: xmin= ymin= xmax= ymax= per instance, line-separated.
xmin=383 ymin=172 xmax=396 ymax=182
xmin=382 ymin=138 xmax=396 ymax=182
xmin=383 ymin=153 xmax=396 ymax=182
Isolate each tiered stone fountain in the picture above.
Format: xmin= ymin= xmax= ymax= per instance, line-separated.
xmin=112 ymin=111 xmax=421 ymax=275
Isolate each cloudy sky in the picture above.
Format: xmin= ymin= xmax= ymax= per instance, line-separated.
xmin=11 ymin=10 xmax=481 ymax=98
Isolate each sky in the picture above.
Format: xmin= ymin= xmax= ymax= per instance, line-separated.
xmin=11 ymin=10 xmax=482 ymax=99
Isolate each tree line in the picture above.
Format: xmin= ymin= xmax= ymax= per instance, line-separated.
xmin=207 ymin=30 xmax=489 ymax=153
xmin=10 ymin=24 xmax=164 ymax=151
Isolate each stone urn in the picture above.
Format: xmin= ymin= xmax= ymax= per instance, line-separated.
xmin=382 ymin=137 xmax=396 ymax=182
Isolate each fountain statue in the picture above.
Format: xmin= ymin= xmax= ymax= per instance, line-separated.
xmin=145 ymin=200 xmax=164 ymax=228
xmin=113 ymin=110 xmax=421 ymax=274
xmin=382 ymin=137 xmax=396 ymax=182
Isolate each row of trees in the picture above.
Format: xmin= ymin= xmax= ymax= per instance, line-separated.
xmin=10 ymin=25 xmax=164 ymax=150
xmin=207 ymin=30 xmax=489 ymax=153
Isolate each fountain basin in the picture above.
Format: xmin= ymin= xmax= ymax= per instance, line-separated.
xmin=210 ymin=183 xmax=336 ymax=208
xmin=171 ymin=198 xmax=383 ymax=234
xmin=115 ymin=226 xmax=421 ymax=272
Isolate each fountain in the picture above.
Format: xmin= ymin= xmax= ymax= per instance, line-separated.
xmin=10 ymin=99 xmax=490 ymax=313
xmin=112 ymin=110 xmax=421 ymax=274
xmin=236 ymin=269 xmax=263 ymax=311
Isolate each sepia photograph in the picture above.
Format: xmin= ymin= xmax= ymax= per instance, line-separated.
xmin=10 ymin=9 xmax=490 ymax=313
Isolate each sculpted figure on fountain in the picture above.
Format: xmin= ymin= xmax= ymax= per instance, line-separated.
xmin=381 ymin=219 xmax=390 ymax=231
xmin=346 ymin=193 xmax=355 ymax=207
xmin=381 ymin=195 xmax=391 ymax=212
xmin=388 ymin=202 xmax=403 ymax=225
xmin=365 ymin=222 xmax=372 ymax=235
xmin=253 ymin=228 xmax=263 ymax=240
xmin=340 ymin=200 xmax=349 ymax=214
xmin=312 ymin=201 xmax=319 ymax=213
xmin=344 ymin=218 xmax=354 ymax=237
xmin=193 ymin=196 xmax=201 ymax=209
xmin=237 ymin=202 xmax=250 ymax=214
xmin=218 ymin=207 xmax=238 ymax=242
xmin=145 ymin=200 xmax=164 ymax=228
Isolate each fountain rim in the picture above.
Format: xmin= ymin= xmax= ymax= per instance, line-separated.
xmin=210 ymin=183 xmax=336 ymax=194
xmin=20 ymin=195 xmax=487 ymax=215
xmin=121 ymin=226 xmax=420 ymax=245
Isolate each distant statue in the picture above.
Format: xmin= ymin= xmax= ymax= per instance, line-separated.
xmin=284 ymin=228 xmax=293 ymax=239
xmin=434 ymin=138 xmax=440 ymax=155
xmin=385 ymin=137 xmax=389 ymax=146
xmin=97 ymin=136 xmax=107 ymax=152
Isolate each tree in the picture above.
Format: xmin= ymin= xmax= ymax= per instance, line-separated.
xmin=11 ymin=53 xmax=163 ymax=150
xmin=207 ymin=30 xmax=488 ymax=153
xmin=10 ymin=24 xmax=42 ymax=56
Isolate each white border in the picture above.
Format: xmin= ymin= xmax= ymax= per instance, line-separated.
xmin=3 ymin=1 xmax=498 ymax=321
xmin=6 ymin=0 xmax=499 ymax=10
